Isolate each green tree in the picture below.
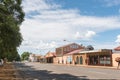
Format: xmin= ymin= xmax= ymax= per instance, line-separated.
xmin=85 ymin=45 xmax=94 ymax=50
xmin=21 ymin=52 xmax=30 ymax=61
xmin=0 ymin=0 xmax=24 ymax=61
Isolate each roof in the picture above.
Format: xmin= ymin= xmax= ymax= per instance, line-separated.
xmin=51 ymin=52 xmax=56 ymax=56
xmin=64 ymin=49 xmax=84 ymax=55
xmin=79 ymin=50 xmax=100 ymax=54
xmin=45 ymin=52 xmax=56 ymax=57
xmin=79 ymin=49 xmax=111 ymax=54
xmin=30 ymin=54 xmax=42 ymax=57
xmin=114 ymin=46 xmax=120 ymax=51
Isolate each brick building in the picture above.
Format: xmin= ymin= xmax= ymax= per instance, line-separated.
xmin=55 ymin=43 xmax=84 ymax=64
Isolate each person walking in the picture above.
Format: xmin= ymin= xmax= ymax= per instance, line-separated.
xmin=115 ymin=57 xmax=120 ymax=69
xmin=117 ymin=61 xmax=120 ymax=69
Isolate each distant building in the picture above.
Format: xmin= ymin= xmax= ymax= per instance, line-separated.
xmin=43 ymin=43 xmax=120 ymax=67
xmin=29 ymin=54 xmax=42 ymax=62
xmin=55 ymin=43 xmax=113 ymax=66
xmin=45 ymin=51 xmax=56 ymax=63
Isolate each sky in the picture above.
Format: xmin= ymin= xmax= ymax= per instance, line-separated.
xmin=18 ymin=0 xmax=120 ymax=55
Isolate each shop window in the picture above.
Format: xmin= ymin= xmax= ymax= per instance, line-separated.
xmin=100 ymin=55 xmax=111 ymax=65
xmin=64 ymin=48 xmax=67 ymax=51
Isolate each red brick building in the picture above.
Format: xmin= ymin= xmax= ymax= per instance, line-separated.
xmin=55 ymin=43 xmax=84 ymax=64
xmin=56 ymin=43 xmax=84 ymax=56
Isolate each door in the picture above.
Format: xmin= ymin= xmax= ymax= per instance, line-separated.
xmin=80 ymin=56 xmax=83 ymax=64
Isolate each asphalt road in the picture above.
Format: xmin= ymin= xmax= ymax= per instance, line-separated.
xmin=14 ymin=62 xmax=120 ymax=80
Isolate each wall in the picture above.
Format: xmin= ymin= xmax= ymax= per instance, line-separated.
xmin=73 ymin=54 xmax=86 ymax=65
xmin=53 ymin=57 xmax=59 ymax=64
xmin=55 ymin=55 xmax=73 ymax=64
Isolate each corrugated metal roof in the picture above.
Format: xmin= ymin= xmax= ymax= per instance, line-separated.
xmin=79 ymin=49 xmax=111 ymax=54
xmin=79 ymin=49 xmax=100 ymax=53
xmin=65 ymin=49 xmax=84 ymax=55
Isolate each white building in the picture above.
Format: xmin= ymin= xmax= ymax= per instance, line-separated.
xmin=29 ymin=54 xmax=37 ymax=62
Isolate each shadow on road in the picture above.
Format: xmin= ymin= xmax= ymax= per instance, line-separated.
xmin=14 ymin=63 xmax=89 ymax=80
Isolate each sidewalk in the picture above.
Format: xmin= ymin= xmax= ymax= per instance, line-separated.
xmin=53 ymin=63 xmax=119 ymax=70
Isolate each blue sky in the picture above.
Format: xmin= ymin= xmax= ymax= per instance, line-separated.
xmin=18 ymin=0 xmax=120 ymax=55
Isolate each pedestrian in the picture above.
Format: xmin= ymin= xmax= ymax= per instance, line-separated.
xmin=117 ymin=61 xmax=120 ymax=69
xmin=4 ymin=58 xmax=7 ymax=64
xmin=1 ymin=59 xmax=4 ymax=65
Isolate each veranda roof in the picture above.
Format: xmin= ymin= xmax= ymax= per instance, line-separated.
xmin=114 ymin=46 xmax=120 ymax=51
xmin=65 ymin=49 xmax=84 ymax=55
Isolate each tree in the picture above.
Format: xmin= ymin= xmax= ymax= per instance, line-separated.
xmin=0 ymin=0 xmax=24 ymax=61
xmin=21 ymin=52 xmax=30 ymax=61
xmin=85 ymin=45 xmax=94 ymax=50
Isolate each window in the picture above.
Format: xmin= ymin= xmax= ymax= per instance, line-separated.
xmin=100 ymin=55 xmax=111 ymax=65
xmin=67 ymin=47 xmax=69 ymax=51
xmin=64 ymin=48 xmax=67 ymax=51
xmin=76 ymin=45 xmax=78 ymax=48
xmin=70 ymin=44 xmax=75 ymax=48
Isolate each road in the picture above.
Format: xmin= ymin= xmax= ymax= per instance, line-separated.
xmin=14 ymin=62 xmax=120 ymax=80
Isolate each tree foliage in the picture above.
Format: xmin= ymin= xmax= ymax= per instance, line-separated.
xmin=0 ymin=0 xmax=24 ymax=61
xmin=21 ymin=52 xmax=30 ymax=61
xmin=85 ymin=45 xmax=94 ymax=50
xmin=115 ymin=57 xmax=120 ymax=62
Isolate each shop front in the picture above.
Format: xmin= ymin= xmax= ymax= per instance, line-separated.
xmin=74 ymin=49 xmax=112 ymax=66
xmin=46 ymin=57 xmax=53 ymax=63
xmin=45 ymin=52 xmax=56 ymax=63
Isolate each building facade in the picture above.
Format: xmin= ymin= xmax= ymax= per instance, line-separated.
xmin=29 ymin=54 xmax=42 ymax=62
xmin=73 ymin=49 xmax=113 ymax=66
xmin=45 ymin=51 xmax=56 ymax=63
xmin=55 ymin=43 xmax=84 ymax=64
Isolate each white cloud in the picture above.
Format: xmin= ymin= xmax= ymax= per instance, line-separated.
xmin=94 ymin=43 xmax=117 ymax=49
xmin=35 ymin=41 xmax=57 ymax=50
xmin=103 ymin=0 xmax=120 ymax=7
xmin=19 ymin=40 xmax=59 ymax=54
xmin=19 ymin=0 xmax=120 ymax=54
xmin=75 ymin=32 xmax=81 ymax=39
xmin=22 ymin=0 xmax=61 ymax=13
xmin=74 ymin=31 xmax=96 ymax=39
xmin=85 ymin=31 xmax=96 ymax=38
xmin=115 ymin=35 xmax=120 ymax=43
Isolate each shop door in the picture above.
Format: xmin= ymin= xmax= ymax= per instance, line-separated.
xmin=80 ymin=56 xmax=83 ymax=64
